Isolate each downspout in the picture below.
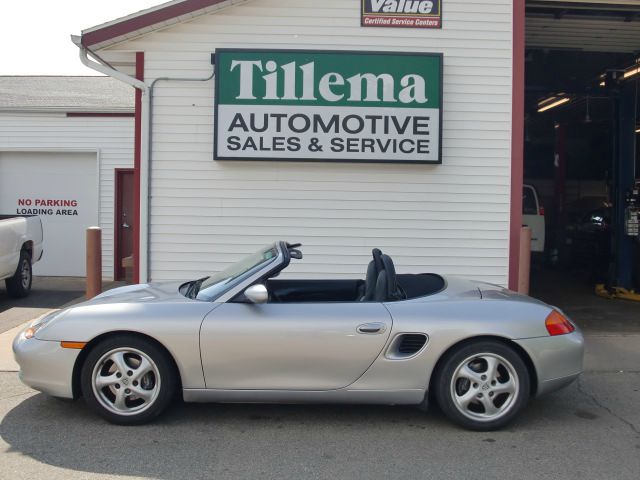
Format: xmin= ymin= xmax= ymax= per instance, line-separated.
xmin=146 ymin=66 xmax=215 ymax=281
xmin=71 ymin=35 xmax=151 ymax=283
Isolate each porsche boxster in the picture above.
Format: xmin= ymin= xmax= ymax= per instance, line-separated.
xmin=13 ymin=241 xmax=584 ymax=430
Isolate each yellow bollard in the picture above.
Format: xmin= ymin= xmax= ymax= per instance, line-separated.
xmin=86 ymin=226 xmax=102 ymax=299
xmin=518 ymin=226 xmax=532 ymax=295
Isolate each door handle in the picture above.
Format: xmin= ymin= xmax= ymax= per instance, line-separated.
xmin=357 ymin=323 xmax=386 ymax=334
xmin=122 ymin=222 xmax=130 ymax=229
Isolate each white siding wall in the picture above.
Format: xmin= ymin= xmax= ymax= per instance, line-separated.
xmin=0 ymin=113 xmax=134 ymax=279
xmin=107 ymin=0 xmax=513 ymax=284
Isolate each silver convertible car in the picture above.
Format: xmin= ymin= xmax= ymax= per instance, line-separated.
xmin=13 ymin=241 xmax=584 ymax=430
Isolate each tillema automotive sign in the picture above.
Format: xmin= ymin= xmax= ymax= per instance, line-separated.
xmin=361 ymin=0 xmax=442 ymax=29
xmin=214 ymin=49 xmax=442 ymax=164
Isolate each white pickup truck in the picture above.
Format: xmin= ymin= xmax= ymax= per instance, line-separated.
xmin=0 ymin=215 xmax=44 ymax=298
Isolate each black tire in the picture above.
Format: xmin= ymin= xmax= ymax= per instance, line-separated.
xmin=434 ymin=340 xmax=530 ymax=431
xmin=80 ymin=335 xmax=177 ymax=425
xmin=5 ymin=250 xmax=32 ymax=298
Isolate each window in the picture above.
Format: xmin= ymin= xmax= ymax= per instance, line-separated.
xmin=523 ymin=186 xmax=538 ymax=215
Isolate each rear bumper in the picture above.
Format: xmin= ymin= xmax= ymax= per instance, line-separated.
xmin=12 ymin=331 xmax=78 ymax=399
xmin=514 ymin=329 xmax=584 ymax=396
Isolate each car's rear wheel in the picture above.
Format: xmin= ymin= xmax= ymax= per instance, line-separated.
xmin=80 ymin=335 xmax=176 ymax=425
xmin=434 ymin=340 xmax=530 ymax=431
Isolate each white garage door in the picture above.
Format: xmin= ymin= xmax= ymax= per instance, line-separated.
xmin=0 ymin=151 xmax=98 ymax=276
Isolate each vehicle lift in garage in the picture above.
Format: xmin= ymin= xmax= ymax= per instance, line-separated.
xmin=595 ymin=68 xmax=640 ymax=301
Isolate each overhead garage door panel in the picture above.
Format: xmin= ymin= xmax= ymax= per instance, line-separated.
xmin=0 ymin=152 xmax=98 ymax=277
xmin=527 ymin=1 xmax=640 ymax=53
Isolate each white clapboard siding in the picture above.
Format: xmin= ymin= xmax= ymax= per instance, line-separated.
xmin=103 ymin=0 xmax=513 ymax=284
xmin=0 ymin=113 xmax=134 ymax=279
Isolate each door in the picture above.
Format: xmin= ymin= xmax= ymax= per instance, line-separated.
xmin=115 ymin=169 xmax=134 ymax=281
xmin=200 ymin=302 xmax=393 ymax=390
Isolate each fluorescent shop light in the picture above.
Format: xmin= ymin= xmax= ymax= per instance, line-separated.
xmin=538 ymin=97 xmax=570 ymax=113
xmin=624 ymin=66 xmax=640 ymax=79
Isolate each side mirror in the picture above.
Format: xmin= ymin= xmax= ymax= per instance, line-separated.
xmin=244 ymin=284 xmax=268 ymax=304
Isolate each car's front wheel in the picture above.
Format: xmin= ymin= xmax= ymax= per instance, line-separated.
xmin=80 ymin=335 xmax=177 ymax=425
xmin=434 ymin=340 xmax=530 ymax=431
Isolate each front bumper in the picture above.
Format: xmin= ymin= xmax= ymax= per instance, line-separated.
xmin=12 ymin=331 xmax=79 ymax=399
xmin=515 ymin=329 xmax=584 ymax=396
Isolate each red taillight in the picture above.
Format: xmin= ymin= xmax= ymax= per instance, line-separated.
xmin=539 ymin=206 xmax=545 ymax=216
xmin=545 ymin=310 xmax=575 ymax=336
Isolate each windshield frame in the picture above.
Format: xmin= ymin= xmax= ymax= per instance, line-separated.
xmin=193 ymin=242 xmax=285 ymax=302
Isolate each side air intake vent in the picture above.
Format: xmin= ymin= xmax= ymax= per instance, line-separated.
xmin=386 ymin=333 xmax=428 ymax=359
xmin=398 ymin=334 xmax=428 ymax=354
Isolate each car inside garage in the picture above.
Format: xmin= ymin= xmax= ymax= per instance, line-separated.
xmin=524 ymin=0 xmax=640 ymax=304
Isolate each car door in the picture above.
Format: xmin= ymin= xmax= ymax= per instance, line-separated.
xmin=200 ymin=301 xmax=392 ymax=390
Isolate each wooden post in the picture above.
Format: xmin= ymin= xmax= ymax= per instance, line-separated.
xmin=86 ymin=227 xmax=102 ymax=299
xmin=518 ymin=226 xmax=532 ymax=295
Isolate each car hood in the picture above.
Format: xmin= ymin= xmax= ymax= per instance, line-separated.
xmin=86 ymin=281 xmax=189 ymax=305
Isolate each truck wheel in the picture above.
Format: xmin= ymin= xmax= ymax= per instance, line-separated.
xmin=5 ymin=251 xmax=32 ymax=298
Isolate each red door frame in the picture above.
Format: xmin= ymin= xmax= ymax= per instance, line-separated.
xmin=132 ymin=52 xmax=144 ymax=283
xmin=509 ymin=0 xmax=525 ymax=290
xmin=114 ymin=168 xmax=135 ymax=280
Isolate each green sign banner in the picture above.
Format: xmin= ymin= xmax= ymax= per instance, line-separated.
xmin=214 ymin=49 xmax=443 ymax=163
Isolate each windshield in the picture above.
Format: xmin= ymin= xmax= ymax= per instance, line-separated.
xmin=193 ymin=245 xmax=278 ymax=301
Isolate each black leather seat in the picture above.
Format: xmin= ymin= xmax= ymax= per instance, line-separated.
xmin=360 ymin=249 xmax=405 ymax=302
xmin=359 ymin=248 xmax=384 ymax=301
xmin=373 ymin=254 xmax=405 ymax=302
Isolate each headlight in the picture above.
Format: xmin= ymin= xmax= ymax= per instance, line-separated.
xmin=22 ymin=310 xmax=60 ymax=339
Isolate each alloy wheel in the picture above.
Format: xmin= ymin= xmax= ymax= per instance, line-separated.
xmin=450 ymin=353 xmax=519 ymax=422
xmin=91 ymin=347 xmax=161 ymax=416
